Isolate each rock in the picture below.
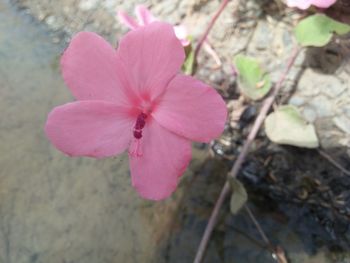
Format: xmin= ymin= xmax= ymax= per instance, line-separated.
xmin=303 ymin=107 xmax=317 ymax=123
xmin=289 ymin=96 xmax=305 ymax=107
xmin=310 ymin=95 xmax=334 ymax=118
xmin=79 ymin=0 xmax=99 ymax=11
xmin=251 ymin=21 xmax=272 ymax=51
xmin=322 ymin=79 xmax=346 ymax=98
xmin=334 ymin=116 xmax=350 ymax=134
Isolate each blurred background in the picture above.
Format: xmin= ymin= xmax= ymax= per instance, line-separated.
xmin=1 ymin=0 xmax=350 ymax=262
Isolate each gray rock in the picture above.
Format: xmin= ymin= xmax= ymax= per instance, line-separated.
xmin=322 ymin=79 xmax=346 ymax=98
xmin=309 ymin=95 xmax=334 ymax=118
xmin=298 ymin=69 xmax=321 ymax=96
xmin=79 ymin=0 xmax=99 ymax=11
xmin=251 ymin=21 xmax=271 ymax=51
xmin=303 ymin=107 xmax=317 ymax=123
xmin=344 ymin=106 xmax=350 ymax=118
xmin=334 ymin=116 xmax=350 ymax=134
xmin=289 ymin=96 xmax=305 ymax=107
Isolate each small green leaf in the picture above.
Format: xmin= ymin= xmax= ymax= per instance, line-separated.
xmin=295 ymin=14 xmax=350 ymax=47
xmin=182 ymin=37 xmax=197 ymax=75
xmin=229 ymin=177 xmax=248 ymax=215
xmin=265 ymin=105 xmax=319 ymax=148
xmin=234 ymin=54 xmax=272 ymax=100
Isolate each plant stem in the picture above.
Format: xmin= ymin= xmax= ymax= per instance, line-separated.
xmin=244 ymin=205 xmax=271 ymax=247
xmin=193 ymin=46 xmax=301 ymax=263
xmin=194 ymin=0 xmax=230 ymax=61
xmin=318 ymin=149 xmax=350 ymax=176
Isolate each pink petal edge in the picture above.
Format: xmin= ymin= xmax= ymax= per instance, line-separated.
xmin=117 ymin=11 xmax=140 ymax=30
xmin=174 ymin=25 xmax=190 ymax=46
xmin=45 ymin=101 xmax=134 ymax=158
xmin=135 ymin=5 xmax=157 ymax=26
xmin=61 ymin=32 xmax=132 ymax=106
xmin=286 ymin=0 xmax=336 ymax=9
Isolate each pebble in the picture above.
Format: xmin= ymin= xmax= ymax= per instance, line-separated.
xmin=289 ymin=96 xmax=305 ymax=107
xmin=303 ymin=107 xmax=317 ymax=123
xmin=251 ymin=21 xmax=271 ymax=51
xmin=309 ymin=95 xmax=334 ymax=118
xmin=79 ymin=0 xmax=99 ymax=11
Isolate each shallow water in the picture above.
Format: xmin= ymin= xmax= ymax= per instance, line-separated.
xmin=0 ymin=0 xmax=347 ymax=262
xmin=0 ymin=1 xmax=201 ymax=262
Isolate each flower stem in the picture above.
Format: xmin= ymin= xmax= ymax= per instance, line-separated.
xmin=194 ymin=0 xmax=230 ymax=61
xmin=193 ymin=46 xmax=301 ymax=263
xmin=318 ymin=149 xmax=350 ymax=176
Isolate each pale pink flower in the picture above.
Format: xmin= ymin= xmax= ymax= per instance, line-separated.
xmin=286 ymin=0 xmax=336 ymax=9
xmin=118 ymin=5 xmax=190 ymax=46
xmin=45 ymin=22 xmax=227 ymax=200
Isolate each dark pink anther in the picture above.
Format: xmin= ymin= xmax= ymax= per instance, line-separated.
xmin=133 ymin=130 xmax=142 ymax=139
xmin=133 ymin=112 xmax=148 ymax=139
xmin=135 ymin=118 xmax=146 ymax=130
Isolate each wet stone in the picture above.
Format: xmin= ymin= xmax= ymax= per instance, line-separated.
xmin=239 ymin=105 xmax=257 ymax=126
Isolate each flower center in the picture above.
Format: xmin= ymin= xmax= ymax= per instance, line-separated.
xmin=129 ymin=112 xmax=148 ymax=158
xmin=133 ymin=112 xmax=147 ymax=139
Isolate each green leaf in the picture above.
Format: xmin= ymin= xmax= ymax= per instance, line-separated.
xmin=295 ymin=14 xmax=350 ymax=47
xmin=265 ymin=105 xmax=319 ymax=148
xmin=182 ymin=37 xmax=197 ymax=75
xmin=234 ymin=54 xmax=272 ymax=100
xmin=229 ymin=177 xmax=248 ymax=215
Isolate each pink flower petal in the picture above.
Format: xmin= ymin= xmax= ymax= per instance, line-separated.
xmin=135 ymin=5 xmax=157 ymax=26
xmin=61 ymin=32 xmax=133 ymax=106
xmin=45 ymin=101 xmax=134 ymax=158
xmin=129 ymin=118 xmax=192 ymax=200
xmin=286 ymin=0 xmax=312 ymax=9
xmin=117 ymin=11 xmax=140 ymax=30
xmin=152 ymin=74 xmax=227 ymax=143
xmin=286 ymin=0 xmax=336 ymax=9
xmin=311 ymin=0 xmax=336 ymax=8
xmin=174 ymin=25 xmax=190 ymax=46
xmin=117 ymin=22 xmax=185 ymax=101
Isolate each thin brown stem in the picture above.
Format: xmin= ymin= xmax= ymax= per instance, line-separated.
xmin=193 ymin=46 xmax=301 ymax=263
xmin=245 ymin=206 xmax=289 ymax=263
xmin=194 ymin=0 xmax=230 ymax=61
xmin=244 ymin=205 xmax=271 ymax=247
xmin=318 ymin=149 xmax=350 ymax=176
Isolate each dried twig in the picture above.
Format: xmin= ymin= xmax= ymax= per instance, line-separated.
xmin=318 ymin=149 xmax=350 ymax=176
xmin=245 ymin=206 xmax=289 ymax=263
xmin=244 ymin=206 xmax=271 ymax=247
xmin=193 ymin=47 xmax=301 ymax=263
xmin=194 ymin=0 xmax=230 ymax=61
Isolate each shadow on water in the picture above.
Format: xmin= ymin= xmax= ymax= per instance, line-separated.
xmin=1 ymin=0 xmax=350 ymax=262
xmin=159 ymin=145 xmax=350 ymax=263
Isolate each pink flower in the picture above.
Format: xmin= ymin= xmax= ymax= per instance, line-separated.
xmin=286 ymin=0 xmax=336 ymax=9
xmin=118 ymin=5 xmax=190 ymax=46
xmin=45 ymin=22 xmax=227 ymax=200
